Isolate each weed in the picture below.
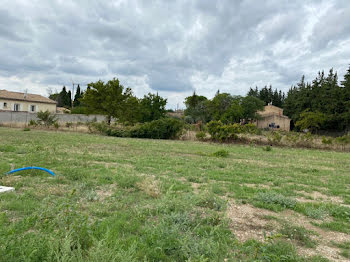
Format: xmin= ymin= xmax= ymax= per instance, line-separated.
xmin=280 ymin=224 xmax=317 ymax=248
xmin=254 ymin=192 xmax=297 ymax=209
xmin=263 ymin=145 xmax=272 ymax=151
xmin=196 ymin=131 xmax=206 ymax=141
xmin=212 ymin=149 xmax=229 ymax=157
xmin=23 ymin=127 xmax=30 ymax=131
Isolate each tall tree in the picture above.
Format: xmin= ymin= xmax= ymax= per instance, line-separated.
xmin=139 ymin=93 xmax=167 ymax=122
xmin=82 ymin=78 xmax=134 ymax=124
xmin=73 ymin=84 xmax=82 ymax=107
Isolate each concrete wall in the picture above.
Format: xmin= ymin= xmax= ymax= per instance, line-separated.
xmin=0 ymin=99 xmax=56 ymax=113
xmin=0 ymin=111 xmax=107 ymax=127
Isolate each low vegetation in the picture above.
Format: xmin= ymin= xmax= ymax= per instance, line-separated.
xmin=0 ymin=128 xmax=349 ymax=261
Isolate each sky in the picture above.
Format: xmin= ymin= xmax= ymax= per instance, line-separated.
xmin=1 ymin=0 xmax=350 ymax=109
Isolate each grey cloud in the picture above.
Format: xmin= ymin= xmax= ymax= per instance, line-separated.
xmin=0 ymin=0 xmax=349 ymax=108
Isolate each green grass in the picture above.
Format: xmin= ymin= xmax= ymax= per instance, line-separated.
xmin=0 ymin=127 xmax=349 ymax=261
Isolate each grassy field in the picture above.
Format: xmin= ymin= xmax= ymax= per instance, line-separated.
xmin=0 ymin=127 xmax=350 ymax=261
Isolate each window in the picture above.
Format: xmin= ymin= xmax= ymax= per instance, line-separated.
xmin=3 ymin=102 xmax=7 ymax=108
xmin=30 ymin=105 xmax=36 ymax=112
xmin=14 ymin=104 xmax=20 ymax=111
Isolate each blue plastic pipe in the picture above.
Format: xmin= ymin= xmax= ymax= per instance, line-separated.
xmin=7 ymin=167 xmax=55 ymax=176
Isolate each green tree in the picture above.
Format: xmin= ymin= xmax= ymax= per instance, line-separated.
xmin=73 ymin=84 xmax=82 ymax=107
xmin=241 ymin=96 xmax=265 ymax=121
xmin=139 ymin=93 xmax=167 ymax=122
xmin=184 ymin=92 xmax=210 ymax=123
xmin=208 ymin=93 xmax=235 ymax=121
xmin=82 ymin=78 xmax=134 ymax=124
xmin=295 ymin=110 xmax=326 ymax=133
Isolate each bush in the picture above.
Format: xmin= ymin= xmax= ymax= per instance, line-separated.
xmin=212 ymin=149 xmax=229 ymax=158
xmin=321 ymin=136 xmax=333 ymax=145
xmin=23 ymin=127 xmax=30 ymax=131
xmin=263 ymin=145 xmax=272 ymax=151
xmin=196 ymin=131 xmax=206 ymax=141
xmin=267 ymin=131 xmax=282 ymax=145
xmin=255 ymin=192 xmax=297 ymax=209
xmin=131 ymin=118 xmax=184 ymax=139
xmin=207 ymin=121 xmax=261 ymax=142
xmin=93 ymin=118 xmax=184 ymax=140
xmin=28 ymin=119 xmax=37 ymax=126
xmin=37 ymin=110 xmax=57 ymax=127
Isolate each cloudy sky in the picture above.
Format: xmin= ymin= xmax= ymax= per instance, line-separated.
xmin=1 ymin=0 xmax=350 ymax=109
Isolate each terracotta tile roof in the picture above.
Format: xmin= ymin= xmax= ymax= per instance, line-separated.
xmin=0 ymin=90 xmax=57 ymax=104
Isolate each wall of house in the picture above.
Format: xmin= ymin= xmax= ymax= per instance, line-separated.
xmin=256 ymin=115 xmax=290 ymax=131
xmin=0 ymin=111 xmax=107 ymax=127
xmin=258 ymin=105 xmax=283 ymax=116
xmin=0 ymin=99 xmax=56 ymax=113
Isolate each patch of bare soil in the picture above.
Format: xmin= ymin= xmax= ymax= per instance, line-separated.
xmin=96 ymin=184 xmax=117 ymax=201
xmin=226 ymin=201 xmax=278 ymax=242
xmin=191 ymin=182 xmax=202 ymax=194
xmin=243 ymin=183 xmax=271 ymax=189
xmin=296 ymin=191 xmax=348 ymax=207
xmin=226 ymin=200 xmax=350 ymax=261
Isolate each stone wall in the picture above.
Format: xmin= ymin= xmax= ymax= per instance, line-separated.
xmin=0 ymin=111 xmax=107 ymax=127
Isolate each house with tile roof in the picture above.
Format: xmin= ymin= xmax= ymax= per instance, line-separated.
xmin=0 ymin=90 xmax=57 ymax=113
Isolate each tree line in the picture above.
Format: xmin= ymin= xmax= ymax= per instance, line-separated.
xmin=49 ymin=78 xmax=167 ymax=124
xmin=49 ymin=64 xmax=350 ymax=133
xmin=184 ymin=65 xmax=350 ymax=133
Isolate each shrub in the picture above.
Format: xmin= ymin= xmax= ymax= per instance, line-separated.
xmin=321 ymin=136 xmax=333 ymax=145
xmin=207 ymin=121 xmax=261 ymax=142
xmin=279 ymin=224 xmax=317 ymax=248
xmin=37 ymin=110 xmax=57 ymax=127
xmin=212 ymin=149 xmax=229 ymax=158
xmin=53 ymin=122 xmax=59 ymax=129
xmin=255 ymin=192 xmax=297 ymax=209
xmin=66 ymin=122 xmax=73 ymax=128
xmin=196 ymin=131 xmax=206 ymax=141
xmin=93 ymin=118 xmax=184 ymax=140
xmin=267 ymin=131 xmax=282 ymax=144
xmin=263 ymin=145 xmax=272 ymax=151
xmin=131 ymin=118 xmax=184 ymax=139
xmin=28 ymin=119 xmax=37 ymax=126
xmin=23 ymin=127 xmax=30 ymax=131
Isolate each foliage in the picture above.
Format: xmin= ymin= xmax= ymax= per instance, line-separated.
xmin=23 ymin=128 xmax=30 ymax=131
xmin=295 ymin=109 xmax=326 ymax=133
xmin=247 ymin=85 xmax=285 ymax=107
xmin=212 ymin=149 xmax=229 ymax=158
xmin=254 ymin=192 xmax=297 ymax=209
xmin=139 ymin=93 xmax=167 ymax=123
xmin=49 ymin=86 xmax=72 ymax=108
xmin=70 ymin=106 xmax=89 ymax=115
xmin=321 ymin=136 xmax=333 ymax=145
xmin=94 ymin=118 xmax=184 ymax=140
xmin=132 ymin=118 xmax=183 ymax=139
xmin=73 ymin=84 xmax=83 ymax=107
xmin=207 ymin=121 xmax=260 ymax=141
xmin=184 ymin=91 xmax=265 ymax=125
xmin=241 ymin=96 xmax=265 ymax=121
xmin=284 ymin=68 xmax=350 ymax=132
xmin=82 ymin=78 xmax=135 ymax=124
xmin=263 ymin=145 xmax=272 ymax=151
xmin=36 ymin=110 xmax=58 ymax=127
xmin=279 ymin=224 xmax=317 ymax=248
xmin=195 ymin=131 xmax=206 ymax=141
xmin=28 ymin=119 xmax=37 ymax=126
